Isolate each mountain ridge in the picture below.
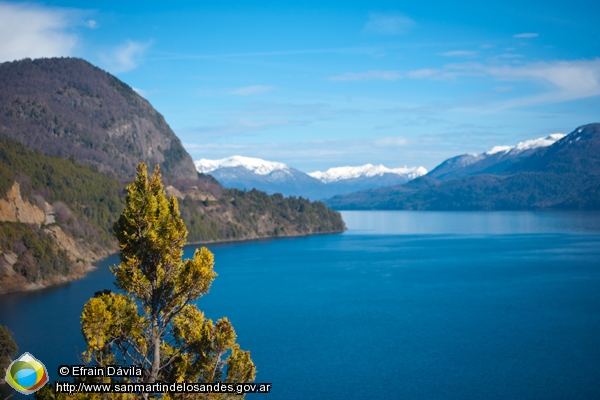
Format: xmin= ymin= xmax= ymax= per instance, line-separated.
xmin=326 ymin=124 xmax=600 ymax=210
xmin=195 ymin=155 xmax=427 ymax=199
xmin=0 ymin=57 xmax=197 ymax=179
xmin=308 ymin=164 xmax=427 ymax=183
xmin=428 ymin=133 xmax=566 ymax=181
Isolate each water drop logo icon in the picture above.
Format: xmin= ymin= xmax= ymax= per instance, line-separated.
xmin=5 ymin=352 xmax=49 ymax=395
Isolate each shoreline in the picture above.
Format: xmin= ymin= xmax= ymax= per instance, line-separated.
xmin=0 ymin=228 xmax=346 ymax=296
xmin=185 ymin=228 xmax=347 ymax=247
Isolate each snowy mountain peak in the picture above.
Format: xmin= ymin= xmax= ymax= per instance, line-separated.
xmin=485 ymin=146 xmax=512 ymax=155
xmin=308 ymin=164 xmax=427 ymax=183
xmin=513 ymin=133 xmax=566 ymax=152
xmin=484 ymin=133 xmax=566 ymax=156
xmin=195 ymin=156 xmax=290 ymax=175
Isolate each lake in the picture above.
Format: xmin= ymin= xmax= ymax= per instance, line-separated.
xmin=1 ymin=211 xmax=600 ymax=399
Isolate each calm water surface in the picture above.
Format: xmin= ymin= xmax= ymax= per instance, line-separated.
xmin=1 ymin=211 xmax=600 ymax=399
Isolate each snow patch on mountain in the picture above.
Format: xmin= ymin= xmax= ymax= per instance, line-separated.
xmin=308 ymin=164 xmax=428 ymax=183
xmin=485 ymin=146 xmax=512 ymax=155
xmin=195 ymin=156 xmax=290 ymax=175
xmin=484 ymin=133 xmax=566 ymax=156
xmin=513 ymin=133 xmax=566 ymax=152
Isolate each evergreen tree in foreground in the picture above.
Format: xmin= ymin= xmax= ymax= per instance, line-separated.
xmin=40 ymin=163 xmax=255 ymax=399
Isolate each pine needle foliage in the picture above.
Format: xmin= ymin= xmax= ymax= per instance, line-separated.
xmin=39 ymin=163 xmax=256 ymax=400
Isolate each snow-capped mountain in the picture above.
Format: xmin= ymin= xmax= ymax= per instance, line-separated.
xmin=195 ymin=156 xmax=290 ymax=176
xmin=308 ymin=164 xmax=427 ymax=183
xmin=428 ymin=133 xmax=566 ymax=181
xmin=194 ymin=156 xmax=426 ymax=200
xmin=196 ymin=156 xmax=322 ymax=198
xmin=485 ymin=133 xmax=566 ymax=155
xmin=326 ymin=123 xmax=600 ymax=210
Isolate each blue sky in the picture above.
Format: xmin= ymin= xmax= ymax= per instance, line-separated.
xmin=0 ymin=0 xmax=598 ymax=172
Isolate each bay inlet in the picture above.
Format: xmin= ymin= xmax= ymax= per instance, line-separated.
xmin=1 ymin=211 xmax=600 ymax=399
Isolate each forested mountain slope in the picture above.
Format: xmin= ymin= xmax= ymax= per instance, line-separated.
xmin=0 ymin=58 xmax=345 ymax=294
xmin=0 ymin=57 xmax=196 ymax=179
xmin=326 ymin=124 xmax=600 ymax=210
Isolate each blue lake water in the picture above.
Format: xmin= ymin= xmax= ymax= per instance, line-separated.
xmin=1 ymin=211 xmax=600 ymax=399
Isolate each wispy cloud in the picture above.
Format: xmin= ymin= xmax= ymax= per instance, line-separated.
xmin=183 ymin=140 xmax=354 ymax=168
xmin=179 ymin=118 xmax=310 ymax=141
xmin=148 ymin=46 xmax=382 ymax=61
xmin=86 ymin=19 xmax=97 ymax=29
xmin=231 ymin=85 xmax=275 ymax=96
xmin=132 ymin=87 xmax=148 ymax=97
xmin=374 ymin=136 xmax=408 ymax=147
xmin=100 ymin=40 xmax=152 ymax=73
xmin=513 ymin=32 xmax=539 ymax=38
xmin=440 ymin=50 xmax=478 ymax=57
xmin=0 ymin=2 xmax=81 ymax=62
xmin=364 ymin=12 xmax=415 ymax=35
xmin=405 ymin=68 xmax=463 ymax=80
xmin=491 ymin=53 xmax=523 ymax=59
xmin=484 ymin=59 xmax=600 ymax=107
xmin=407 ymin=58 xmax=600 ymax=107
xmin=182 ymin=135 xmax=446 ymax=172
xmin=328 ymin=70 xmax=402 ymax=81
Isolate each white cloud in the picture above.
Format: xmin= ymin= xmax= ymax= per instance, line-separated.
xmin=329 ymin=70 xmax=402 ymax=81
xmin=179 ymin=118 xmax=310 ymax=140
xmin=492 ymin=53 xmax=523 ymax=59
xmin=86 ymin=19 xmax=97 ymax=29
xmin=405 ymin=67 xmax=467 ymax=80
xmin=483 ymin=59 xmax=600 ymax=106
xmin=374 ymin=136 xmax=407 ymax=147
xmin=364 ymin=12 xmax=415 ymax=35
xmin=132 ymin=87 xmax=148 ymax=97
xmin=182 ymin=135 xmax=431 ymax=173
xmin=405 ymin=69 xmax=440 ymax=79
xmin=231 ymin=85 xmax=275 ymax=95
xmin=0 ymin=2 xmax=80 ymax=62
xmin=440 ymin=50 xmax=478 ymax=57
xmin=513 ymin=33 xmax=539 ymax=38
xmin=100 ymin=40 xmax=151 ymax=73
xmin=399 ymin=59 xmax=600 ymax=108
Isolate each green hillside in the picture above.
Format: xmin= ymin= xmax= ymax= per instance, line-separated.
xmin=0 ymin=135 xmax=345 ymax=293
xmin=0 ymin=134 xmax=122 ymax=244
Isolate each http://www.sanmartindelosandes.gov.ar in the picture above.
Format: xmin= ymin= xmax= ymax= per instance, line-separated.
xmin=5 ymin=352 xmax=49 ymax=395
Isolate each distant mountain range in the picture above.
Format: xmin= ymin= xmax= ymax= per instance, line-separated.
xmin=195 ymin=156 xmax=427 ymax=199
xmin=428 ymin=133 xmax=566 ymax=181
xmin=326 ymin=124 xmax=600 ymax=210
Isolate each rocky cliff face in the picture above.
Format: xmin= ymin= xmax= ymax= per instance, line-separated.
xmin=0 ymin=182 xmax=108 ymax=294
xmin=0 ymin=182 xmax=46 ymax=224
xmin=0 ymin=58 xmax=197 ymax=179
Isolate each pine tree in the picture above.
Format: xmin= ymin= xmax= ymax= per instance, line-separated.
xmin=49 ymin=163 xmax=255 ymax=399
